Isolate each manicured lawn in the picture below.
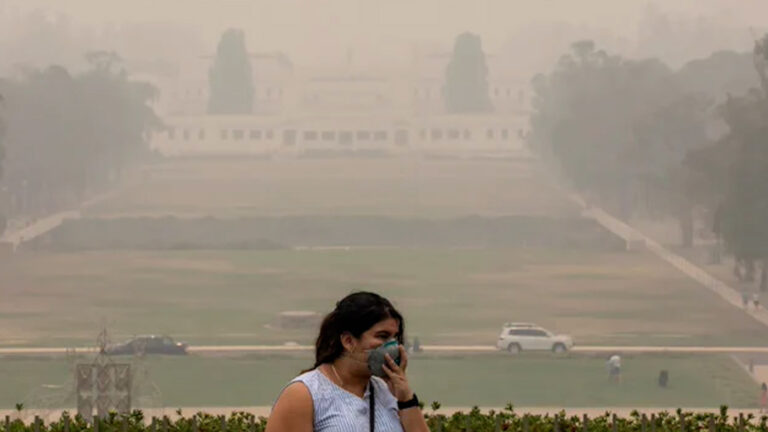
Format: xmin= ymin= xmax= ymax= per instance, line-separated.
xmin=1 ymin=248 xmax=767 ymax=349
xmin=84 ymin=157 xmax=579 ymax=219
xmin=0 ymin=353 xmax=758 ymax=409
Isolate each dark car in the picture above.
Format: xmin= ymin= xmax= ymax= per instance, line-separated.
xmin=105 ymin=335 xmax=188 ymax=356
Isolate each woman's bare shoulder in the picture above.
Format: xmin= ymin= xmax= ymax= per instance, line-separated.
xmin=265 ymin=382 xmax=313 ymax=432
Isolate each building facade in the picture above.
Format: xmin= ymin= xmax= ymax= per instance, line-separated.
xmin=150 ymin=50 xmax=530 ymax=157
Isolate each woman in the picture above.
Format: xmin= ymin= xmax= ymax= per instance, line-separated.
xmin=266 ymin=291 xmax=429 ymax=432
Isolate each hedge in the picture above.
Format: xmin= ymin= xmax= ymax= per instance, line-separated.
xmin=3 ymin=405 xmax=768 ymax=432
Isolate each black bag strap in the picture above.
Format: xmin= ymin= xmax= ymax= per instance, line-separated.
xmin=369 ymin=381 xmax=375 ymax=432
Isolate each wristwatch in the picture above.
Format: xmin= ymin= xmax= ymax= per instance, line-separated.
xmin=397 ymin=394 xmax=419 ymax=410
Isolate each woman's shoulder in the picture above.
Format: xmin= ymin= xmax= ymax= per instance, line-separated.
xmin=290 ymin=369 xmax=336 ymax=399
xmin=292 ymin=369 xmax=321 ymax=383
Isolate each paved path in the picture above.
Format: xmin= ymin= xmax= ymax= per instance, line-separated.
xmin=570 ymin=194 xmax=768 ymax=328
xmin=3 ymin=344 xmax=768 ymax=356
xmin=0 ymin=189 xmax=118 ymax=250
xmin=0 ymin=210 xmax=80 ymax=249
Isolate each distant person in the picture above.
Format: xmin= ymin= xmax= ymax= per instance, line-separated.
xmin=412 ymin=337 xmax=421 ymax=353
xmin=607 ymin=354 xmax=621 ymax=384
xmin=657 ymin=370 xmax=668 ymax=388
xmin=754 ymin=292 xmax=761 ymax=310
xmin=742 ymin=291 xmax=750 ymax=310
xmin=761 ymin=382 xmax=768 ymax=413
xmin=266 ymin=291 xmax=428 ymax=432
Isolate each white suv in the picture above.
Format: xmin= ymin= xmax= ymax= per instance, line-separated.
xmin=496 ymin=323 xmax=574 ymax=354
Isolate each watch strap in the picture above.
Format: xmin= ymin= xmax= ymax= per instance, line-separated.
xmin=397 ymin=393 xmax=419 ymax=410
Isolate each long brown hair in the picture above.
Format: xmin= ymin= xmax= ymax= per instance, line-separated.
xmin=304 ymin=291 xmax=404 ymax=373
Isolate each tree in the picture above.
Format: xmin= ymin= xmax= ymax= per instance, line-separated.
xmin=0 ymin=92 xmax=5 ymax=237
xmin=444 ymin=32 xmax=493 ymax=113
xmin=528 ymin=40 xmax=715 ymax=242
xmin=0 ymin=55 xmax=159 ymax=218
xmin=207 ymin=29 xmax=254 ymax=115
xmin=716 ymin=92 xmax=768 ymax=287
xmin=687 ymin=35 xmax=768 ymax=288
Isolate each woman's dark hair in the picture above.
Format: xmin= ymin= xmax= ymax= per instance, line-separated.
xmin=306 ymin=291 xmax=404 ymax=371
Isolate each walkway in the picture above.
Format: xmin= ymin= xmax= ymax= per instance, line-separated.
xmin=570 ymin=194 xmax=768 ymax=328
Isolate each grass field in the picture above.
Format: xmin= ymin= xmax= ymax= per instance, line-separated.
xmin=2 ymin=247 xmax=766 ymax=348
xmin=85 ymin=157 xmax=579 ymax=219
xmin=0 ymin=353 xmax=758 ymax=409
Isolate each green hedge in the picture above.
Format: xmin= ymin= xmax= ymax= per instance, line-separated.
xmin=3 ymin=406 xmax=768 ymax=432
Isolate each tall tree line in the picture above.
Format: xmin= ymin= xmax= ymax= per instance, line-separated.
xmin=528 ymin=37 xmax=768 ymax=289
xmin=0 ymin=51 xmax=160 ymax=229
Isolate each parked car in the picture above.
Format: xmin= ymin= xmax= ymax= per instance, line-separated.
xmin=105 ymin=335 xmax=188 ymax=355
xmin=496 ymin=323 xmax=573 ymax=354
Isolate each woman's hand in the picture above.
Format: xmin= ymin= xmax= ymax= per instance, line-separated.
xmin=381 ymin=345 xmax=414 ymax=402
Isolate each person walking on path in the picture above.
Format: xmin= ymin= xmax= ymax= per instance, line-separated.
xmin=607 ymin=354 xmax=621 ymax=384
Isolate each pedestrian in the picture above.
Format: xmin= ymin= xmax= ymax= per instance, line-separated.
xmin=754 ymin=292 xmax=760 ymax=310
xmin=742 ymin=291 xmax=750 ymax=310
xmin=412 ymin=337 xmax=421 ymax=353
xmin=760 ymin=382 xmax=768 ymax=413
xmin=607 ymin=354 xmax=621 ymax=384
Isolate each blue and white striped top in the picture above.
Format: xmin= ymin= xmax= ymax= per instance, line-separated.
xmin=286 ymin=368 xmax=405 ymax=432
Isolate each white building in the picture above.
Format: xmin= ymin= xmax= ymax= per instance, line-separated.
xmin=150 ymin=49 xmax=531 ymax=157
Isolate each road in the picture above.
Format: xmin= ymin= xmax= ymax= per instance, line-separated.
xmin=2 ymin=344 xmax=768 ymax=356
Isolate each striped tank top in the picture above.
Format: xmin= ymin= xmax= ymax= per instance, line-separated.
xmin=287 ymin=368 xmax=405 ymax=432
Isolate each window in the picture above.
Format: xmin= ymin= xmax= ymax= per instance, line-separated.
xmin=463 ymin=129 xmax=471 ymax=140
xmin=339 ymin=131 xmax=353 ymax=145
xmin=233 ymin=129 xmax=244 ymax=140
xmin=501 ymin=129 xmax=509 ymax=139
xmin=419 ymin=129 xmax=427 ymax=140
xmin=321 ymin=131 xmax=336 ymax=141
xmin=373 ymin=131 xmax=387 ymax=141
xmin=486 ymin=129 xmax=494 ymax=140
xmin=220 ymin=129 xmax=228 ymax=140
xmin=431 ymin=129 xmax=443 ymax=140
xmin=448 ymin=129 xmax=460 ymax=140
xmin=529 ymin=330 xmax=548 ymax=337
xmin=266 ymin=130 xmax=274 ymax=140
xmin=182 ymin=129 xmax=190 ymax=141
xmin=250 ymin=130 xmax=262 ymax=140
xmin=167 ymin=128 xmax=175 ymax=140
xmin=394 ymin=130 xmax=409 ymax=146
xmin=283 ymin=130 xmax=296 ymax=146
xmin=146 ymin=338 xmax=163 ymax=350
xmin=198 ymin=129 xmax=206 ymax=140
xmin=303 ymin=131 xmax=318 ymax=141
xmin=356 ymin=130 xmax=371 ymax=140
